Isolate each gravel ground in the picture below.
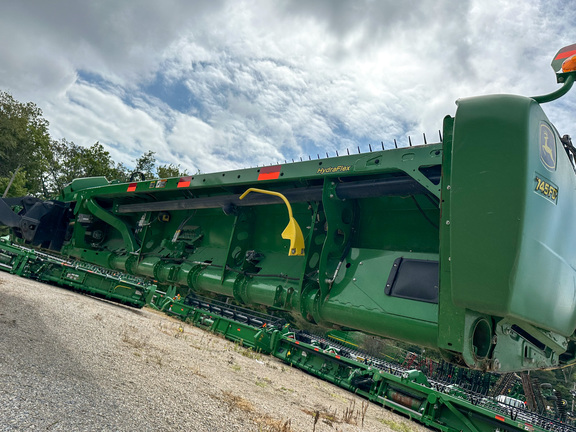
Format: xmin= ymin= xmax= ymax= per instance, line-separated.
xmin=0 ymin=272 xmax=429 ymax=432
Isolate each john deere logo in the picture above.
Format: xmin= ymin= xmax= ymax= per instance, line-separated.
xmin=540 ymin=123 xmax=556 ymax=171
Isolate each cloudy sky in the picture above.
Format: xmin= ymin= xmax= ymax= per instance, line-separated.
xmin=1 ymin=0 xmax=575 ymax=175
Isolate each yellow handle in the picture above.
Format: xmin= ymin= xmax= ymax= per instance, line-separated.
xmin=239 ymin=188 xmax=305 ymax=256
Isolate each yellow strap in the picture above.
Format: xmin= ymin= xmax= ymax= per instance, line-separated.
xmin=239 ymin=188 xmax=305 ymax=256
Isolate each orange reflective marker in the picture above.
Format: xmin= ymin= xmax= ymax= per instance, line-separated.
xmin=562 ymin=55 xmax=576 ymax=73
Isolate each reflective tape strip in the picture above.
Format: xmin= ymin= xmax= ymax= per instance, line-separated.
xmin=258 ymin=165 xmax=281 ymax=181
xmin=177 ymin=176 xmax=192 ymax=188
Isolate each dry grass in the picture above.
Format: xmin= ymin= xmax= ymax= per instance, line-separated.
xmin=255 ymin=417 xmax=293 ymax=432
xmin=147 ymin=353 xmax=163 ymax=366
xmin=233 ymin=342 xmax=263 ymax=360
xmin=303 ymin=399 xmax=369 ymax=430
xmin=219 ymin=391 xmax=294 ymax=432
xmin=379 ymin=418 xmax=413 ymax=432
xmin=121 ymin=328 xmax=147 ymax=349
xmin=189 ymin=366 xmax=207 ymax=378
xmin=221 ymin=390 xmax=255 ymax=413
xmin=343 ymin=399 xmax=369 ymax=427
xmin=255 ymin=377 xmax=272 ymax=388
xmin=121 ymin=325 xmax=165 ymax=367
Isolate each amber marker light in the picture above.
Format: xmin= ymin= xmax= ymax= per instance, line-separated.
xmin=562 ymin=54 xmax=576 ymax=72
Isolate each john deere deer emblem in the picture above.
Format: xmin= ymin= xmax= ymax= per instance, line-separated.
xmin=540 ymin=123 xmax=556 ymax=171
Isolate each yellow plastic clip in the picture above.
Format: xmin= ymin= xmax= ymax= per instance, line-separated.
xmin=239 ymin=188 xmax=305 ymax=256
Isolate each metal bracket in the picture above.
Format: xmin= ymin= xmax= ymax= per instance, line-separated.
xmin=85 ymin=198 xmax=137 ymax=253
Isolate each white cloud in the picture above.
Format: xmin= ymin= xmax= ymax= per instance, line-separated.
xmin=46 ymin=83 xmax=167 ymax=165
xmin=1 ymin=0 xmax=575 ymax=176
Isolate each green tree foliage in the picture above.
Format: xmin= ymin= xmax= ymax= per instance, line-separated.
xmin=0 ymin=169 xmax=29 ymax=198
xmin=0 ymin=91 xmax=189 ymax=198
xmin=133 ymin=151 xmax=189 ymax=180
xmin=42 ymin=140 xmax=128 ymax=193
xmin=133 ymin=150 xmax=156 ymax=180
xmin=0 ymin=91 xmax=51 ymax=195
xmin=157 ymin=163 xmax=189 ymax=179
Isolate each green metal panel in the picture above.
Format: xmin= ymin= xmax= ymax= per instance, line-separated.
xmin=21 ymin=125 xmax=573 ymax=372
xmin=449 ymin=95 xmax=576 ymax=336
xmin=55 ymin=146 xmax=445 ymax=354
xmin=0 ymin=241 xmax=149 ymax=308
xmin=5 ymin=46 xmax=576 ymax=373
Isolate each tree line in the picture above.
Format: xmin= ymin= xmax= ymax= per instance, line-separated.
xmin=0 ymin=91 xmax=188 ymax=199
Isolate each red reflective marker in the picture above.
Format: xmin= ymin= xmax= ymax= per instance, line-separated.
xmin=258 ymin=165 xmax=281 ymax=181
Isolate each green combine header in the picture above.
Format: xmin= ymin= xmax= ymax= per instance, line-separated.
xmin=3 ymin=43 xmax=576 ymax=373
